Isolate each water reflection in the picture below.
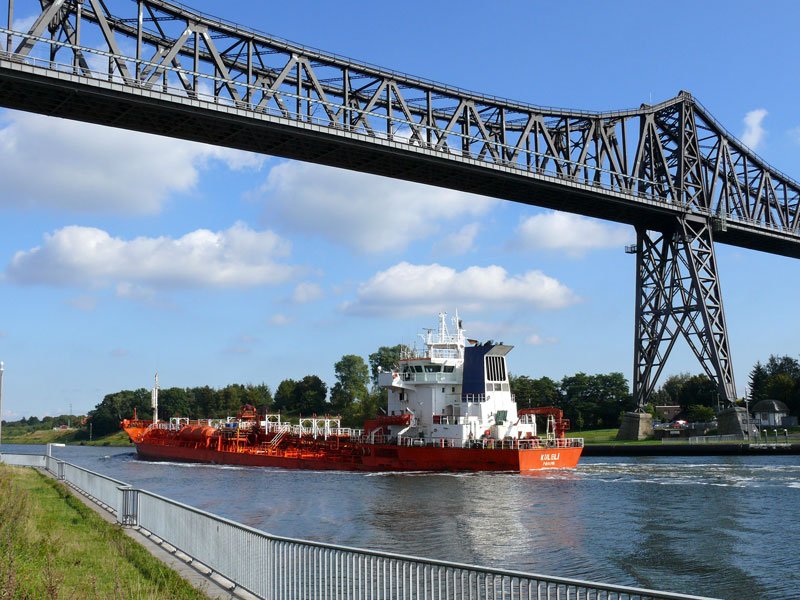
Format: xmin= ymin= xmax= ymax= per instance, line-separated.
xmin=6 ymin=445 xmax=799 ymax=600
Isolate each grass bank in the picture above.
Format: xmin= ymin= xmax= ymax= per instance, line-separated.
xmin=1 ymin=428 xmax=132 ymax=447
xmin=0 ymin=464 xmax=209 ymax=599
xmin=568 ymin=428 xmax=663 ymax=445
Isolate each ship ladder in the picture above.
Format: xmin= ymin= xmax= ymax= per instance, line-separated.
xmin=270 ymin=429 xmax=288 ymax=448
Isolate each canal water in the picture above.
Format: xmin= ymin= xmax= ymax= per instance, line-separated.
xmin=6 ymin=445 xmax=798 ymax=599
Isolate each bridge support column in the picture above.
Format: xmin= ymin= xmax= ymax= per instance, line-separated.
xmin=631 ymin=216 xmax=737 ymax=410
xmin=617 ymin=411 xmax=653 ymax=441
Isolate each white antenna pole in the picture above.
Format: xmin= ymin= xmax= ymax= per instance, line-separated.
xmin=151 ymin=371 xmax=159 ymax=424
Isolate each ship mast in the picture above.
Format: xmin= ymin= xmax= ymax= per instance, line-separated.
xmin=151 ymin=371 xmax=159 ymax=424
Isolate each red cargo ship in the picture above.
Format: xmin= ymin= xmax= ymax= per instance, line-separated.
xmin=122 ymin=314 xmax=583 ymax=472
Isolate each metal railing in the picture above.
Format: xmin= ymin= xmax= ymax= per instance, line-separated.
xmin=687 ymin=434 xmax=743 ymax=444
xmin=61 ymin=462 xmax=129 ymax=514
xmin=0 ymin=452 xmax=45 ymax=467
xmin=0 ymin=452 xmax=717 ymax=600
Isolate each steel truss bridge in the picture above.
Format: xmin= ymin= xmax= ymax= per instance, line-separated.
xmin=2 ymin=0 xmax=799 ymax=406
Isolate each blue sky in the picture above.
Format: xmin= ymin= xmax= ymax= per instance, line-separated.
xmin=1 ymin=0 xmax=799 ymax=419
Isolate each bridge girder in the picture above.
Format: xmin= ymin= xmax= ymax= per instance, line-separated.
xmin=1 ymin=0 xmax=798 ymax=257
xmin=1 ymin=0 xmax=797 ymax=403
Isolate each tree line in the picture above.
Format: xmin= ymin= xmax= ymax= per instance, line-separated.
xmin=88 ymin=346 xmax=407 ymax=436
xmin=509 ymin=372 xmax=634 ymax=430
xmin=749 ymin=355 xmax=800 ymax=416
xmin=89 ymin=383 xmax=273 ymax=437
xmin=76 ymin=349 xmax=800 ymax=438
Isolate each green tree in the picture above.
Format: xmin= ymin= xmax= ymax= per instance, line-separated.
xmin=292 ymin=375 xmax=329 ymax=414
xmin=676 ymin=375 xmax=717 ymax=410
xmin=193 ymin=386 xmax=217 ymax=417
xmin=158 ymin=387 xmax=191 ymax=419
xmin=687 ymin=404 xmax=715 ymax=423
xmin=89 ymin=388 xmax=150 ymax=436
xmin=368 ymin=345 xmax=410 ymax=386
xmin=245 ymin=383 xmax=273 ymax=413
xmin=560 ymin=372 xmax=632 ymax=429
xmin=658 ymin=373 xmax=692 ymax=405
xmin=342 ymin=388 xmax=385 ymax=428
xmin=748 ymin=355 xmax=800 ymax=416
xmin=749 ymin=362 xmax=769 ymax=402
xmin=219 ymin=384 xmax=247 ymax=415
xmin=510 ymin=375 xmax=560 ymax=409
xmin=273 ymin=379 xmax=297 ymax=412
xmin=330 ymin=354 xmax=370 ymax=413
xmin=765 ymin=355 xmax=800 ymax=379
xmin=560 ymin=372 xmax=593 ymax=428
xmin=591 ymin=372 xmax=634 ymax=426
xmin=764 ymin=373 xmax=796 ymax=406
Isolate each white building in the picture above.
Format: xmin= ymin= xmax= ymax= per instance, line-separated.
xmin=751 ymin=399 xmax=789 ymax=428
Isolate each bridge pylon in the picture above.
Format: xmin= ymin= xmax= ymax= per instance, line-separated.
xmin=631 ymin=216 xmax=737 ymax=408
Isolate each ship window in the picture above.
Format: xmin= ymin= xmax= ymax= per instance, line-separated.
xmin=486 ymin=383 xmax=492 ymax=392
xmin=452 ymin=387 xmax=456 ymax=393
xmin=424 ymin=365 xmax=441 ymax=372
xmin=414 ymin=366 xmax=423 ymax=372
xmin=442 ymin=387 xmax=445 ymax=393
xmin=444 ymin=366 xmax=454 ymax=373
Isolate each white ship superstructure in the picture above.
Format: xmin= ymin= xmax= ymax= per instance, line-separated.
xmin=378 ymin=313 xmax=552 ymax=445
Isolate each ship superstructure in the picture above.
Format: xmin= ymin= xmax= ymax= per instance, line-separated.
xmin=378 ymin=313 xmax=551 ymax=445
xmin=122 ymin=314 xmax=583 ymax=472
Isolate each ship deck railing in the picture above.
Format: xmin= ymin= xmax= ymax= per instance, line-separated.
xmin=395 ymin=436 xmax=584 ymax=450
xmin=1 ymin=452 xmax=716 ymax=600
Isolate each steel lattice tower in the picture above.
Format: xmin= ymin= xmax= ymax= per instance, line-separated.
xmin=631 ymin=218 xmax=736 ymax=408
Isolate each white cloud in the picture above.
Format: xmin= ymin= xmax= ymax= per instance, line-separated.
xmin=514 ymin=211 xmax=633 ymax=257
xmin=342 ymin=262 xmax=578 ymax=317
xmin=526 ymin=333 xmax=557 ymax=346
xmin=0 ymin=111 xmax=264 ymax=214
xmin=741 ymin=108 xmax=767 ymax=150
xmin=6 ymin=222 xmax=299 ymax=291
xmin=292 ymin=282 xmax=323 ymax=304
xmin=259 ymin=162 xmax=497 ymax=253
xmin=434 ymin=223 xmax=480 ymax=256
xmin=269 ymin=314 xmax=292 ymax=326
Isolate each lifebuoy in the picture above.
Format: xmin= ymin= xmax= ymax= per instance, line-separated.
xmin=484 ymin=429 xmax=491 ymax=437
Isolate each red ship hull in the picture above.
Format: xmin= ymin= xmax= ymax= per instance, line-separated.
xmin=130 ymin=436 xmax=582 ymax=472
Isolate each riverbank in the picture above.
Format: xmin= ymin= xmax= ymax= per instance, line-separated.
xmin=0 ymin=429 xmax=131 ymax=446
xmin=0 ymin=463 xmax=209 ymax=599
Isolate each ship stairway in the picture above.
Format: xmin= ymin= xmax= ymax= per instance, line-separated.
xmin=270 ymin=429 xmax=288 ymax=448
